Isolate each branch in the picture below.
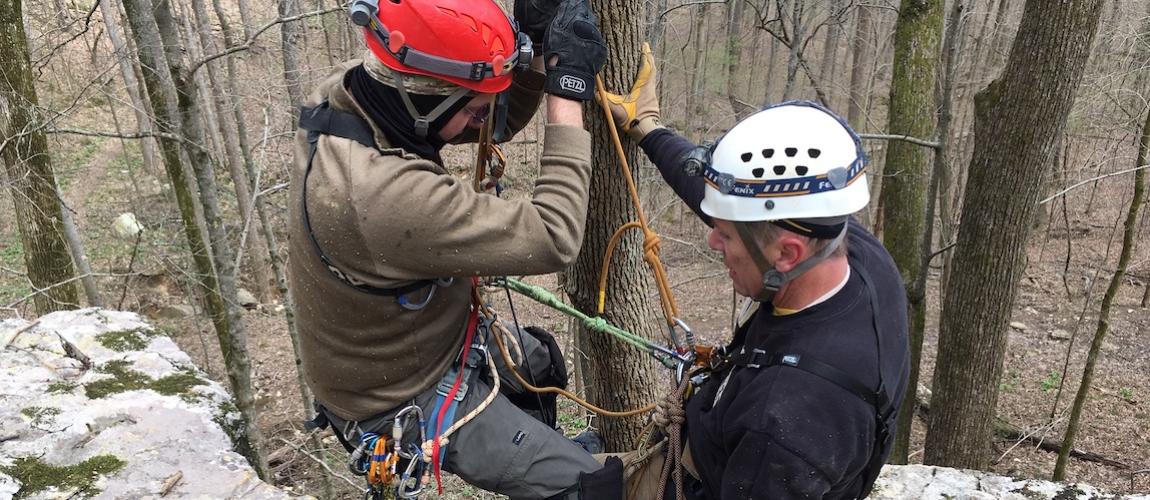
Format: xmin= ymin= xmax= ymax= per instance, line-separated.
xmin=4 ymin=272 xmax=142 ymax=309
xmin=658 ymin=0 xmax=730 ymax=20
xmin=32 ymin=0 xmax=102 ymax=73
xmin=189 ymin=6 xmax=345 ymax=75
xmin=46 ymin=128 xmax=182 ymax=142
xmin=1038 ymin=164 xmax=1150 ymax=205
xmin=858 ymin=133 xmax=941 ymax=149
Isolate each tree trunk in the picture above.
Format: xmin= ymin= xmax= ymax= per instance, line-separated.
xmin=923 ymin=0 xmax=1104 ymax=469
xmin=1052 ymin=91 xmax=1148 ymax=481
xmin=878 ymin=0 xmax=945 ymax=464
xmin=279 ymin=0 xmax=305 ymax=110
xmin=782 ymin=0 xmax=804 ymax=100
xmin=847 ymin=4 xmax=873 ymax=130
xmin=566 ymin=0 xmax=663 ymax=451
xmin=189 ymin=0 xmax=275 ymax=302
xmin=99 ymin=0 xmax=161 ymax=178
xmin=0 ymin=0 xmax=80 ymax=315
xmin=819 ymin=0 xmax=845 ymax=107
xmin=685 ymin=4 xmax=709 ymax=141
xmin=725 ymin=0 xmax=750 ymax=118
xmin=121 ymin=0 xmax=266 ymax=477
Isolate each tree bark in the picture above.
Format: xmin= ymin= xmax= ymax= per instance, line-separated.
xmin=0 ymin=0 xmax=80 ymax=315
xmin=566 ymin=0 xmax=663 ymax=451
xmin=189 ymin=0 xmax=275 ymax=302
xmin=1053 ymin=89 xmax=1148 ymax=481
xmin=685 ymin=3 xmax=710 ymax=141
xmin=878 ymin=0 xmax=945 ymax=464
xmin=782 ymin=0 xmax=804 ymax=100
xmin=278 ymin=0 xmax=305 ymax=110
xmin=725 ymin=0 xmax=750 ymax=118
xmin=847 ymin=4 xmax=873 ymax=130
xmin=924 ymin=0 xmax=1104 ymax=469
xmin=121 ymin=0 xmax=266 ymax=477
xmin=99 ymin=0 xmax=161 ymax=179
xmin=819 ymin=0 xmax=845 ymax=107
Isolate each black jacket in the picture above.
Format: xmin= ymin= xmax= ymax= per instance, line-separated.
xmin=640 ymin=129 xmax=910 ymax=499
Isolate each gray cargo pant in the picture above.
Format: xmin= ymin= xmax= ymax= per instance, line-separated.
xmin=323 ymin=322 xmax=602 ymax=500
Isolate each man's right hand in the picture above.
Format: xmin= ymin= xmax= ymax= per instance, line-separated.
xmin=543 ymin=0 xmax=606 ymax=102
xmin=599 ymin=42 xmax=664 ymax=143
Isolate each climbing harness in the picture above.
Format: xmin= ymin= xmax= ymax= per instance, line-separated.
xmin=298 ymin=102 xmax=455 ymax=311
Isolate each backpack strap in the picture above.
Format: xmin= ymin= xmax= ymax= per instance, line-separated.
xmin=297 ymin=102 xmax=444 ymax=301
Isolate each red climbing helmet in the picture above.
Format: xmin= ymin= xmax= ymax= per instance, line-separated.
xmin=351 ymin=0 xmax=532 ymax=94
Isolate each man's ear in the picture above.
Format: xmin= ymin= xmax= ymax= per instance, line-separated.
xmin=772 ymin=233 xmax=808 ymax=273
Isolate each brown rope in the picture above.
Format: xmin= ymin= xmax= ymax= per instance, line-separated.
xmin=656 ymin=377 xmax=690 ymax=500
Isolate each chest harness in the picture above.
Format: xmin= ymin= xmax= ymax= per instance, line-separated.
xmin=298 ymin=101 xmax=454 ymax=311
xmin=707 ymin=256 xmax=896 ymax=499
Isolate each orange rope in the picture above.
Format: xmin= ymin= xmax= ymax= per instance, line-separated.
xmin=593 ymin=74 xmax=681 ymax=326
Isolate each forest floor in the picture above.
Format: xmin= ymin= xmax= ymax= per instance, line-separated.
xmin=2 ymin=120 xmax=1148 ymax=499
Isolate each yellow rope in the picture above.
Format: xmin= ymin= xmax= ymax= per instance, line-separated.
xmin=593 ymin=74 xmax=681 ymax=326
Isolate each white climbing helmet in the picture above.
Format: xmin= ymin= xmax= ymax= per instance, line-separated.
xmin=698 ymin=100 xmax=869 ymax=222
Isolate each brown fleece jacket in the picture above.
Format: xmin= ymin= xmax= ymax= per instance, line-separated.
xmin=287 ymin=62 xmax=592 ymax=421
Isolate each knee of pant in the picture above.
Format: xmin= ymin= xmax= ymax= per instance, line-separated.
xmin=547 ymin=456 xmax=624 ymax=500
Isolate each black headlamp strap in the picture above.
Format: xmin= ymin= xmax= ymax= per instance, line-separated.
xmin=389 ymin=69 xmax=472 ymax=138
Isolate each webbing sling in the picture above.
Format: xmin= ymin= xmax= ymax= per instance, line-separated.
xmin=298 ymin=102 xmax=440 ymax=298
xmin=728 ymin=257 xmax=895 ymax=498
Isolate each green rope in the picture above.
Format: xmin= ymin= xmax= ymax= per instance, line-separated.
xmin=501 ymin=278 xmax=654 ymax=352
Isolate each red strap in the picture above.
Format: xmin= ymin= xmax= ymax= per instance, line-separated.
xmin=431 ymin=279 xmax=480 ymax=493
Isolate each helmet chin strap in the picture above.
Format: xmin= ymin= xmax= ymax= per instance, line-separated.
xmin=390 ymin=68 xmax=472 ymax=138
xmin=732 ymin=222 xmax=848 ymax=303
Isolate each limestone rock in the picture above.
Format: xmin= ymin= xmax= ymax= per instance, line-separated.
xmin=155 ymin=304 xmax=196 ymax=319
xmin=1009 ymin=321 xmax=1029 ymax=332
xmin=236 ymin=288 xmax=259 ymax=310
xmin=0 ymin=309 xmax=308 ymax=500
xmin=871 ymin=464 xmax=1150 ymax=499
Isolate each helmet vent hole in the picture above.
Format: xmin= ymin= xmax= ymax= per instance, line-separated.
xmin=773 ymin=165 xmax=786 ymax=175
xmin=752 ymin=168 xmax=765 ymax=178
xmin=741 ymin=152 xmax=753 ymax=162
xmin=388 ymin=0 xmax=400 ymax=3
xmin=795 ymin=166 xmax=808 ymax=176
xmin=808 ymin=148 xmax=821 ymax=159
xmin=785 ymin=147 xmax=797 ymax=157
xmin=762 ymin=149 xmax=774 ymax=158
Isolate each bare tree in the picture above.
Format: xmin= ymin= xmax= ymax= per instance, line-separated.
xmin=924 ymin=0 xmax=1104 ymax=469
xmin=121 ymin=0 xmax=266 ymax=477
xmin=0 ymin=0 xmax=80 ymax=315
xmin=1053 ymin=94 xmax=1148 ymax=481
xmin=877 ymin=0 xmax=945 ymax=464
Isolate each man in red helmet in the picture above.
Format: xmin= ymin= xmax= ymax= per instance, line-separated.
xmin=288 ymin=0 xmax=622 ymax=498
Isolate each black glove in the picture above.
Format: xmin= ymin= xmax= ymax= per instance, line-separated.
xmin=543 ymin=0 xmax=607 ymax=102
xmin=514 ymin=0 xmax=562 ymax=51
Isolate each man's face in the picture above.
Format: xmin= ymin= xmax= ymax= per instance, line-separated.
xmin=438 ymin=93 xmax=496 ymax=142
xmin=707 ymin=219 xmax=768 ymax=297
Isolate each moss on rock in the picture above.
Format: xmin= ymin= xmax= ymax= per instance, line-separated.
xmin=95 ymin=329 xmax=152 ymax=352
xmin=84 ymin=360 xmax=205 ymax=399
xmin=0 ymin=454 xmax=125 ymax=499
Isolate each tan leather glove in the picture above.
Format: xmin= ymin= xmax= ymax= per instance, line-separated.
xmin=599 ymin=42 xmax=664 ymax=143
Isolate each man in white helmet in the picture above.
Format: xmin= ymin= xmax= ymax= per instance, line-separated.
xmin=600 ymin=45 xmax=910 ymax=499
